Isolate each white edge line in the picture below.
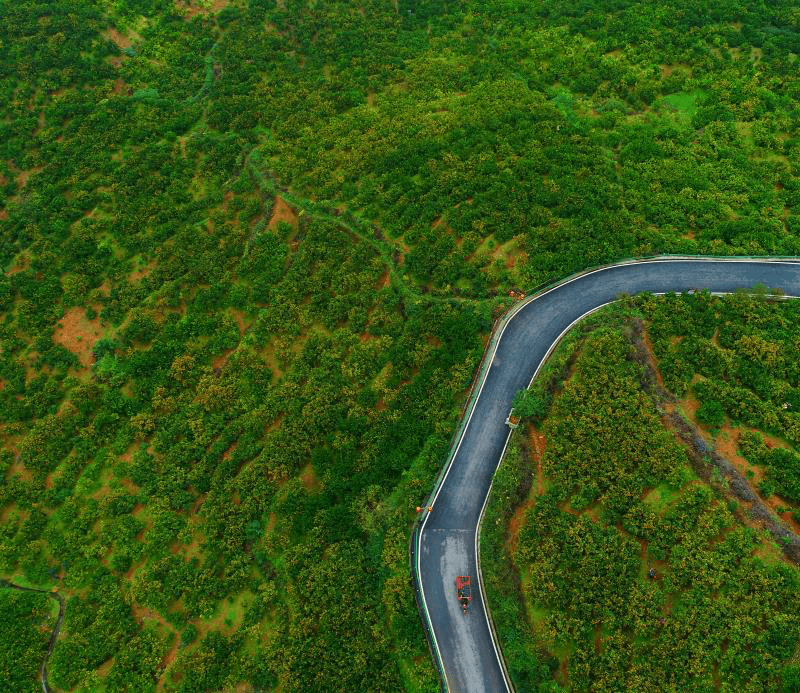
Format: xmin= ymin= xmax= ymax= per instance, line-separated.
xmin=415 ymin=258 xmax=800 ymax=692
xmin=525 ymin=300 xmax=616 ymax=388
xmin=474 ymin=299 xmax=615 ymax=693
xmin=474 ymin=427 xmax=514 ymax=692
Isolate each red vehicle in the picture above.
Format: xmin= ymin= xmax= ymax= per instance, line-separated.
xmin=456 ymin=576 xmax=472 ymax=613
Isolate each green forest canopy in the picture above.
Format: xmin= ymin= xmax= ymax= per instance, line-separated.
xmin=2 ymin=0 xmax=800 ymax=690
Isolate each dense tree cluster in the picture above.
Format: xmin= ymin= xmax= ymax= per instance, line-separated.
xmin=0 ymin=588 xmax=53 ymax=693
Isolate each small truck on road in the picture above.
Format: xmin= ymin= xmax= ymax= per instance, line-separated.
xmin=456 ymin=575 xmax=472 ymax=613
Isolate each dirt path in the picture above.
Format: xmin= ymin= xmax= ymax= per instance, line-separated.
xmin=245 ymin=152 xmax=499 ymax=309
xmin=626 ymin=318 xmax=800 ymax=565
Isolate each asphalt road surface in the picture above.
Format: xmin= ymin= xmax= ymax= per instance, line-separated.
xmin=415 ymin=259 xmax=800 ymax=693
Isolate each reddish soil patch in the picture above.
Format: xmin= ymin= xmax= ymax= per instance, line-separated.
xmin=129 ymin=259 xmax=156 ymax=282
xmin=103 ymin=27 xmax=141 ymax=67
xmin=212 ymin=348 xmax=234 ymax=369
xmin=268 ymin=196 xmax=298 ymax=232
xmin=117 ymin=444 xmax=137 ymax=465
xmin=506 ymin=497 xmax=534 ymax=555
xmin=713 ymin=424 xmax=800 ymax=533
xmin=125 ymin=558 xmax=146 ymax=581
xmin=16 ymin=166 xmax=43 ymax=190
xmin=506 ymin=249 xmax=528 ymax=271
xmin=0 ymin=504 xmax=26 ymax=525
xmin=767 ymin=495 xmax=800 ymax=534
xmin=104 ymin=28 xmax=133 ymax=50
xmin=96 ymin=657 xmax=114 ymax=678
xmin=265 ymin=413 xmax=284 ymax=434
xmin=560 ymin=502 xmax=581 ymax=517
xmin=376 ymin=270 xmax=390 ymax=289
xmin=640 ymin=329 xmax=665 ymax=388
xmin=714 ymin=425 xmax=763 ymax=482
xmin=160 ymin=638 xmax=180 ymax=677
xmin=530 ymin=427 xmax=547 ymax=493
xmin=53 ymin=307 xmax=103 ymax=368
xmin=671 ymin=403 xmax=800 ymax=557
xmin=6 ymin=455 xmax=32 ymax=483
xmin=299 ymin=463 xmax=320 ymax=492
xmin=0 ymin=209 xmax=8 ymax=221
xmin=113 ymin=78 xmax=127 ymax=95
xmin=229 ymin=309 xmax=248 ymax=335
xmin=131 ymin=603 xmax=176 ymax=633
xmin=558 ymin=658 xmax=569 ymax=686
xmin=507 ymin=427 xmax=547 ymax=552
xmin=678 ymin=391 xmax=701 ymax=420
xmin=177 ymin=0 xmax=231 ymax=18
xmin=91 ymin=482 xmax=115 ymax=500
xmin=121 ymin=478 xmax=139 ymax=494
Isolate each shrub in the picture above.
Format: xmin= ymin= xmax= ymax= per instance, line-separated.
xmin=696 ymin=399 xmax=725 ymax=429
xmin=512 ymin=387 xmax=550 ymax=423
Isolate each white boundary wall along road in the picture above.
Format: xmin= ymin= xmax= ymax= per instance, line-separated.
xmin=412 ymin=257 xmax=800 ymax=693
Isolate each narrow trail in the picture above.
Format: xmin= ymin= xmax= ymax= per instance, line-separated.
xmin=244 ymin=151 xmax=414 ymax=299
xmin=244 ymin=149 xmax=499 ymax=309
xmin=0 ymin=579 xmax=65 ymax=693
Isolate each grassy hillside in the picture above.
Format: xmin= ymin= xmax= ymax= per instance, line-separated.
xmin=2 ymin=0 xmax=800 ymax=690
xmin=484 ymin=295 xmax=800 ymax=691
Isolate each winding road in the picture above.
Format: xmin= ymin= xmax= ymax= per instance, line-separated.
xmin=413 ymin=258 xmax=800 ymax=693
